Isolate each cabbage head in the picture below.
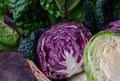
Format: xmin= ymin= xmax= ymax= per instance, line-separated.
xmin=37 ymin=22 xmax=92 ymax=79
xmin=84 ymin=31 xmax=120 ymax=81
xmin=103 ymin=19 xmax=120 ymax=34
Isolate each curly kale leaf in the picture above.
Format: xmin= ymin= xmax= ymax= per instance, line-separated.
xmin=83 ymin=0 xmax=97 ymax=35
xmin=9 ymin=0 xmax=49 ymax=37
xmin=18 ymin=28 xmax=44 ymax=64
xmin=112 ymin=0 xmax=120 ymax=19
xmin=94 ymin=0 xmax=108 ymax=32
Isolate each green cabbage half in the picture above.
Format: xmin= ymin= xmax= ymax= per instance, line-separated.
xmin=84 ymin=31 xmax=120 ymax=81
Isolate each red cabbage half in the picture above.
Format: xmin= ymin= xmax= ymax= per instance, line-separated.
xmin=37 ymin=22 xmax=92 ymax=79
xmin=103 ymin=19 xmax=120 ymax=34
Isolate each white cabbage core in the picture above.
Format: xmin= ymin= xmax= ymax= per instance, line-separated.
xmin=57 ymin=48 xmax=83 ymax=77
xmin=97 ymin=36 xmax=120 ymax=81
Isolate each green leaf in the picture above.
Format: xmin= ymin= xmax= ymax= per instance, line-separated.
xmin=40 ymin=0 xmax=81 ymax=18
xmin=67 ymin=1 xmax=84 ymax=23
xmin=95 ymin=0 xmax=108 ymax=31
xmin=9 ymin=0 xmax=49 ymax=37
xmin=0 ymin=43 xmax=17 ymax=51
xmin=0 ymin=20 xmax=20 ymax=46
xmin=112 ymin=0 xmax=120 ymax=19
xmin=40 ymin=0 xmax=63 ymax=17
xmin=55 ymin=0 xmax=65 ymax=12
xmin=83 ymin=0 xmax=97 ymax=35
xmin=0 ymin=0 xmax=8 ymax=20
xmin=0 ymin=20 xmax=22 ymax=51
xmin=66 ymin=0 xmax=80 ymax=12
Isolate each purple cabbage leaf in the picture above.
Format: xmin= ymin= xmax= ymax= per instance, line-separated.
xmin=103 ymin=19 xmax=120 ymax=34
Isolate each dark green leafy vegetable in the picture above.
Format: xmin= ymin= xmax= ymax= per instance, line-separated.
xmin=83 ymin=0 xmax=97 ymax=34
xmin=112 ymin=0 xmax=120 ymax=19
xmin=65 ymin=0 xmax=81 ymax=12
xmin=0 ymin=20 xmax=22 ymax=51
xmin=0 ymin=43 xmax=17 ymax=51
xmin=40 ymin=0 xmax=81 ymax=19
xmin=83 ymin=0 xmax=119 ymax=34
xmin=0 ymin=20 xmax=21 ymax=46
xmin=4 ymin=9 xmax=15 ymax=27
xmin=40 ymin=0 xmax=63 ymax=18
xmin=18 ymin=28 xmax=44 ymax=64
xmin=94 ymin=0 xmax=108 ymax=32
xmin=9 ymin=0 xmax=49 ymax=36
xmin=0 ymin=0 xmax=8 ymax=20
xmin=67 ymin=0 xmax=84 ymax=23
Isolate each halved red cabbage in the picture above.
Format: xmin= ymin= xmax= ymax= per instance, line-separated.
xmin=37 ymin=22 xmax=92 ymax=79
xmin=103 ymin=19 xmax=120 ymax=34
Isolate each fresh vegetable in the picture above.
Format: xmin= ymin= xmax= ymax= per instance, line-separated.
xmin=0 ymin=20 xmax=22 ymax=51
xmin=4 ymin=9 xmax=15 ymax=27
xmin=103 ymin=19 xmax=120 ymax=34
xmin=40 ymin=0 xmax=84 ymax=23
xmin=0 ymin=51 xmax=37 ymax=81
xmin=9 ymin=0 xmax=49 ymax=36
xmin=0 ymin=0 xmax=8 ymax=20
xmin=112 ymin=0 xmax=120 ymax=20
xmin=67 ymin=0 xmax=84 ymax=23
xmin=18 ymin=28 xmax=45 ymax=64
xmin=40 ymin=0 xmax=81 ymax=18
xmin=94 ymin=0 xmax=108 ymax=31
xmin=37 ymin=22 xmax=92 ymax=79
xmin=66 ymin=72 xmax=87 ymax=81
xmin=40 ymin=0 xmax=63 ymax=18
xmin=83 ymin=0 xmax=97 ymax=35
xmin=83 ymin=0 xmax=120 ymax=34
xmin=84 ymin=31 xmax=120 ymax=81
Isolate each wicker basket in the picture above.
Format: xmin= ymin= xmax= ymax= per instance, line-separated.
xmin=26 ymin=59 xmax=51 ymax=81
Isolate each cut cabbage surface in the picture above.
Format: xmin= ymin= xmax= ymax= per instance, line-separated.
xmin=84 ymin=31 xmax=120 ymax=81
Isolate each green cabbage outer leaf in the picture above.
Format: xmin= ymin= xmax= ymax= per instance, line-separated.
xmin=84 ymin=31 xmax=120 ymax=81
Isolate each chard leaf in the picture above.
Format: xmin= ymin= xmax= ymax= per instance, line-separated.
xmin=40 ymin=0 xmax=81 ymax=18
xmin=40 ymin=0 xmax=63 ymax=17
xmin=0 ymin=20 xmax=21 ymax=46
xmin=9 ymin=0 xmax=49 ymax=37
xmin=55 ymin=0 xmax=65 ymax=12
xmin=67 ymin=1 xmax=84 ymax=23
xmin=0 ymin=43 xmax=17 ymax=51
xmin=0 ymin=0 xmax=8 ymax=20
xmin=65 ymin=0 xmax=80 ymax=11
